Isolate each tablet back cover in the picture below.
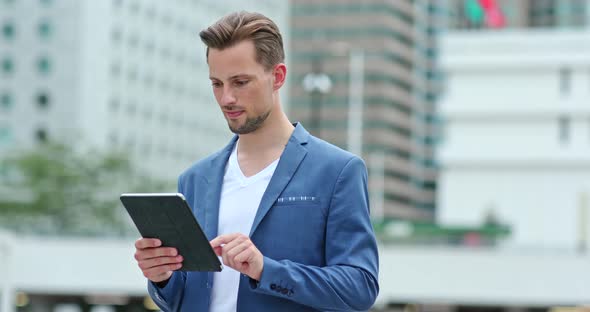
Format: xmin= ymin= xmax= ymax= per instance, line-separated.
xmin=120 ymin=193 xmax=222 ymax=272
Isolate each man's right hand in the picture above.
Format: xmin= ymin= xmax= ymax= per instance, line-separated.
xmin=134 ymin=238 xmax=183 ymax=283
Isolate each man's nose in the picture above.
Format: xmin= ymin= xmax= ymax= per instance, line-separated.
xmin=220 ymin=87 xmax=236 ymax=105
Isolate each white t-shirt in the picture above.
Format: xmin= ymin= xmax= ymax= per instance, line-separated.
xmin=210 ymin=141 xmax=279 ymax=312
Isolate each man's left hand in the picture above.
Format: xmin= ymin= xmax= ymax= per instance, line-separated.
xmin=210 ymin=233 xmax=264 ymax=281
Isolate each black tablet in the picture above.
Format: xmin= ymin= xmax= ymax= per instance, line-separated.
xmin=120 ymin=193 xmax=222 ymax=272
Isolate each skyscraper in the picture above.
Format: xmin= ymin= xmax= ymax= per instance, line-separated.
xmin=0 ymin=0 xmax=289 ymax=181
xmin=289 ymin=0 xmax=443 ymax=220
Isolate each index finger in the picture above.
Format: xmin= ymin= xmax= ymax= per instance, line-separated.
xmin=210 ymin=233 xmax=241 ymax=248
xmin=135 ymin=238 xmax=162 ymax=249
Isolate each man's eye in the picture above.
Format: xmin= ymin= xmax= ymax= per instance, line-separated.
xmin=212 ymin=82 xmax=221 ymax=88
xmin=234 ymin=80 xmax=249 ymax=86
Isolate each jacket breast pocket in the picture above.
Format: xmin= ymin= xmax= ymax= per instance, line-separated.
xmin=261 ymin=196 xmax=326 ymax=264
xmin=275 ymin=196 xmax=321 ymax=207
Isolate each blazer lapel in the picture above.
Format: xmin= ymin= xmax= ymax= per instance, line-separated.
xmin=203 ymin=136 xmax=237 ymax=240
xmin=249 ymin=124 xmax=309 ymax=236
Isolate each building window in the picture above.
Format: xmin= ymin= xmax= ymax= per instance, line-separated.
xmin=127 ymin=33 xmax=139 ymax=49
xmin=145 ymin=6 xmax=156 ymax=20
xmin=161 ymin=13 xmax=172 ymax=26
xmin=1 ymin=93 xmax=12 ymax=110
xmin=175 ymin=83 xmax=185 ymax=97
xmin=143 ymin=40 xmax=155 ymax=54
xmin=109 ymin=132 xmax=119 ymax=145
xmin=109 ymin=98 xmax=120 ymax=112
xmin=142 ymin=107 xmax=152 ymax=120
xmin=110 ymin=62 xmax=121 ymax=77
xmin=36 ymin=92 xmax=50 ymax=109
xmin=141 ymin=142 xmax=152 ymax=155
xmin=127 ymin=67 xmax=138 ymax=82
xmin=111 ymin=28 xmax=122 ymax=43
xmin=1 ymin=57 xmax=14 ymax=74
xmin=2 ymin=23 xmax=15 ymax=40
xmin=129 ymin=1 xmax=140 ymax=14
xmin=0 ymin=161 xmax=6 ymax=179
xmin=529 ymin=0 xmax=556 ymax=27
xmin=560 ymin=67 xmax=571 ymax=95
xmin=0 ymin=126 xmax=12 ymax=145
xmin=160 ymin=47 xmax=171 ymax=60
xmin=143 ymin=73 xmax=154 ymax=87
xmin=36 ymin=56 xmax=51 ymax=75
xmin=176 ymin=51 xmax=186 ymax=65
xmin=126 ymin=101 xmax=137 ymax=115
xmin=159 ymin=79 xmax=171 ymax=93
xmin=38 ymin=21 xmax=52 ymax=38
xmin=160 ymin=113 xmax=169 ymax=124
xmin=35 ymin=128 xmax=48 ymax=143
xmin=126 ymin=136 xmax=136 ymax=150
xmin=558 ymin=116 xmax=570 ymax=144
xmin=158 ymin=143 xmax=167 ymax=156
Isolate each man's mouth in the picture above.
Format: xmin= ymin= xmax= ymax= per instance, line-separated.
xmin=225 ymin=111 xmax=244 ymax=119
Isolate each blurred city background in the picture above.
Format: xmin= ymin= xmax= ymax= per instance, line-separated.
xmin=1 ymin=0 xmax=589 ymax=311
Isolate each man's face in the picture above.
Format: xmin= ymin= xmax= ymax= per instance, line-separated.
xmin=208 ymin=40 xmax=276 ymax=134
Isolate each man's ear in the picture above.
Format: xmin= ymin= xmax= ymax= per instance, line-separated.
xmin=272 ymin=63 xmax=287 ymax=91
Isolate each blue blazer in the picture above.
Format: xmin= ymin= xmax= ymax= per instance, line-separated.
xmin=148 ymin=124 xmax=379 ymax=311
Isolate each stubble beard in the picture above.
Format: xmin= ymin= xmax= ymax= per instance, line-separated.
xmin=228 ymin=110 xmax=271 ymax=135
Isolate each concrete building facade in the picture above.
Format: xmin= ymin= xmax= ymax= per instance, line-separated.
xmin=289 ymin=0 xmax=443 ymax=220
xmin=438 ymin=1 xmax=590 ymax=250
xmin=0 ymin=0 xmax=289 ymax=181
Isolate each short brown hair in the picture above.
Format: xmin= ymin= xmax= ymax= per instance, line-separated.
xmin=199 ymin=11 xmax=284 ymax=71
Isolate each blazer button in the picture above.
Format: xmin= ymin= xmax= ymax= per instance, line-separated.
xmin=270 ymin=283 xmax=276 ymax=290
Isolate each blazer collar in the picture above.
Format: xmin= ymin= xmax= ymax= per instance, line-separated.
xmin=249 ymin=123 xmax=309 ymax=235
xmin=203 ymin=123 xmax=310 ymax=238
xmin=202 ymin=137 xmax=235 ymax=240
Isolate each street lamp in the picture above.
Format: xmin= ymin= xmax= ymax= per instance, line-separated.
xmin=302 ymin=58 xmax=332 ymax=137
xmin=369 ymin=151 xmax=385 ymax=222
xmin=0 ymin=230 xmax=15 ymax=312
xmin=347 ymin=49 xmax=364 ymax=157
xmin=302 ymin=47 xmax=382 ymax=221
xmin=301 ymin=48 xmax=364 ymax=158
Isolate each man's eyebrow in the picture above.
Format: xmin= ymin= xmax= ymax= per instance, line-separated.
xmin=209 ymin=74 xmax=254 ymax=80
xmin=230 ymin=74 xmax=255 ymax=80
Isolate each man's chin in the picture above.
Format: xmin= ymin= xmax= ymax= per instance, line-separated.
xmin=228 ymin=122 xmax=245 ymax=134
xmin=229 ymin=122 xmax=261 ymax=135
xmin=229 ymin=126 xmax=256 ymax=135
xmin=226 ymin=111 xmax=269 ymax=135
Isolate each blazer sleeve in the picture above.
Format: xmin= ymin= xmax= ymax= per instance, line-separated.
xmin=250 ymin=156 xmax=380 ymax=311
xmin=148 ymin=271 xmax=187 ymax=311
xmin=146 ymin=175 xmax=189 ymax=311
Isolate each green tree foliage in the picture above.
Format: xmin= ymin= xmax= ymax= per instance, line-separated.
xmin=0 ymin=142 xmax=172 ymax=237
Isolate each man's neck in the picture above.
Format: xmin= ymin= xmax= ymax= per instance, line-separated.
xmin=237 ymin=112 xmax=294 ymax=156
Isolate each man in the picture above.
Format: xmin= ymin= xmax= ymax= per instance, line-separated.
xmin=134 ymin=11 xmax=379 ymax=311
